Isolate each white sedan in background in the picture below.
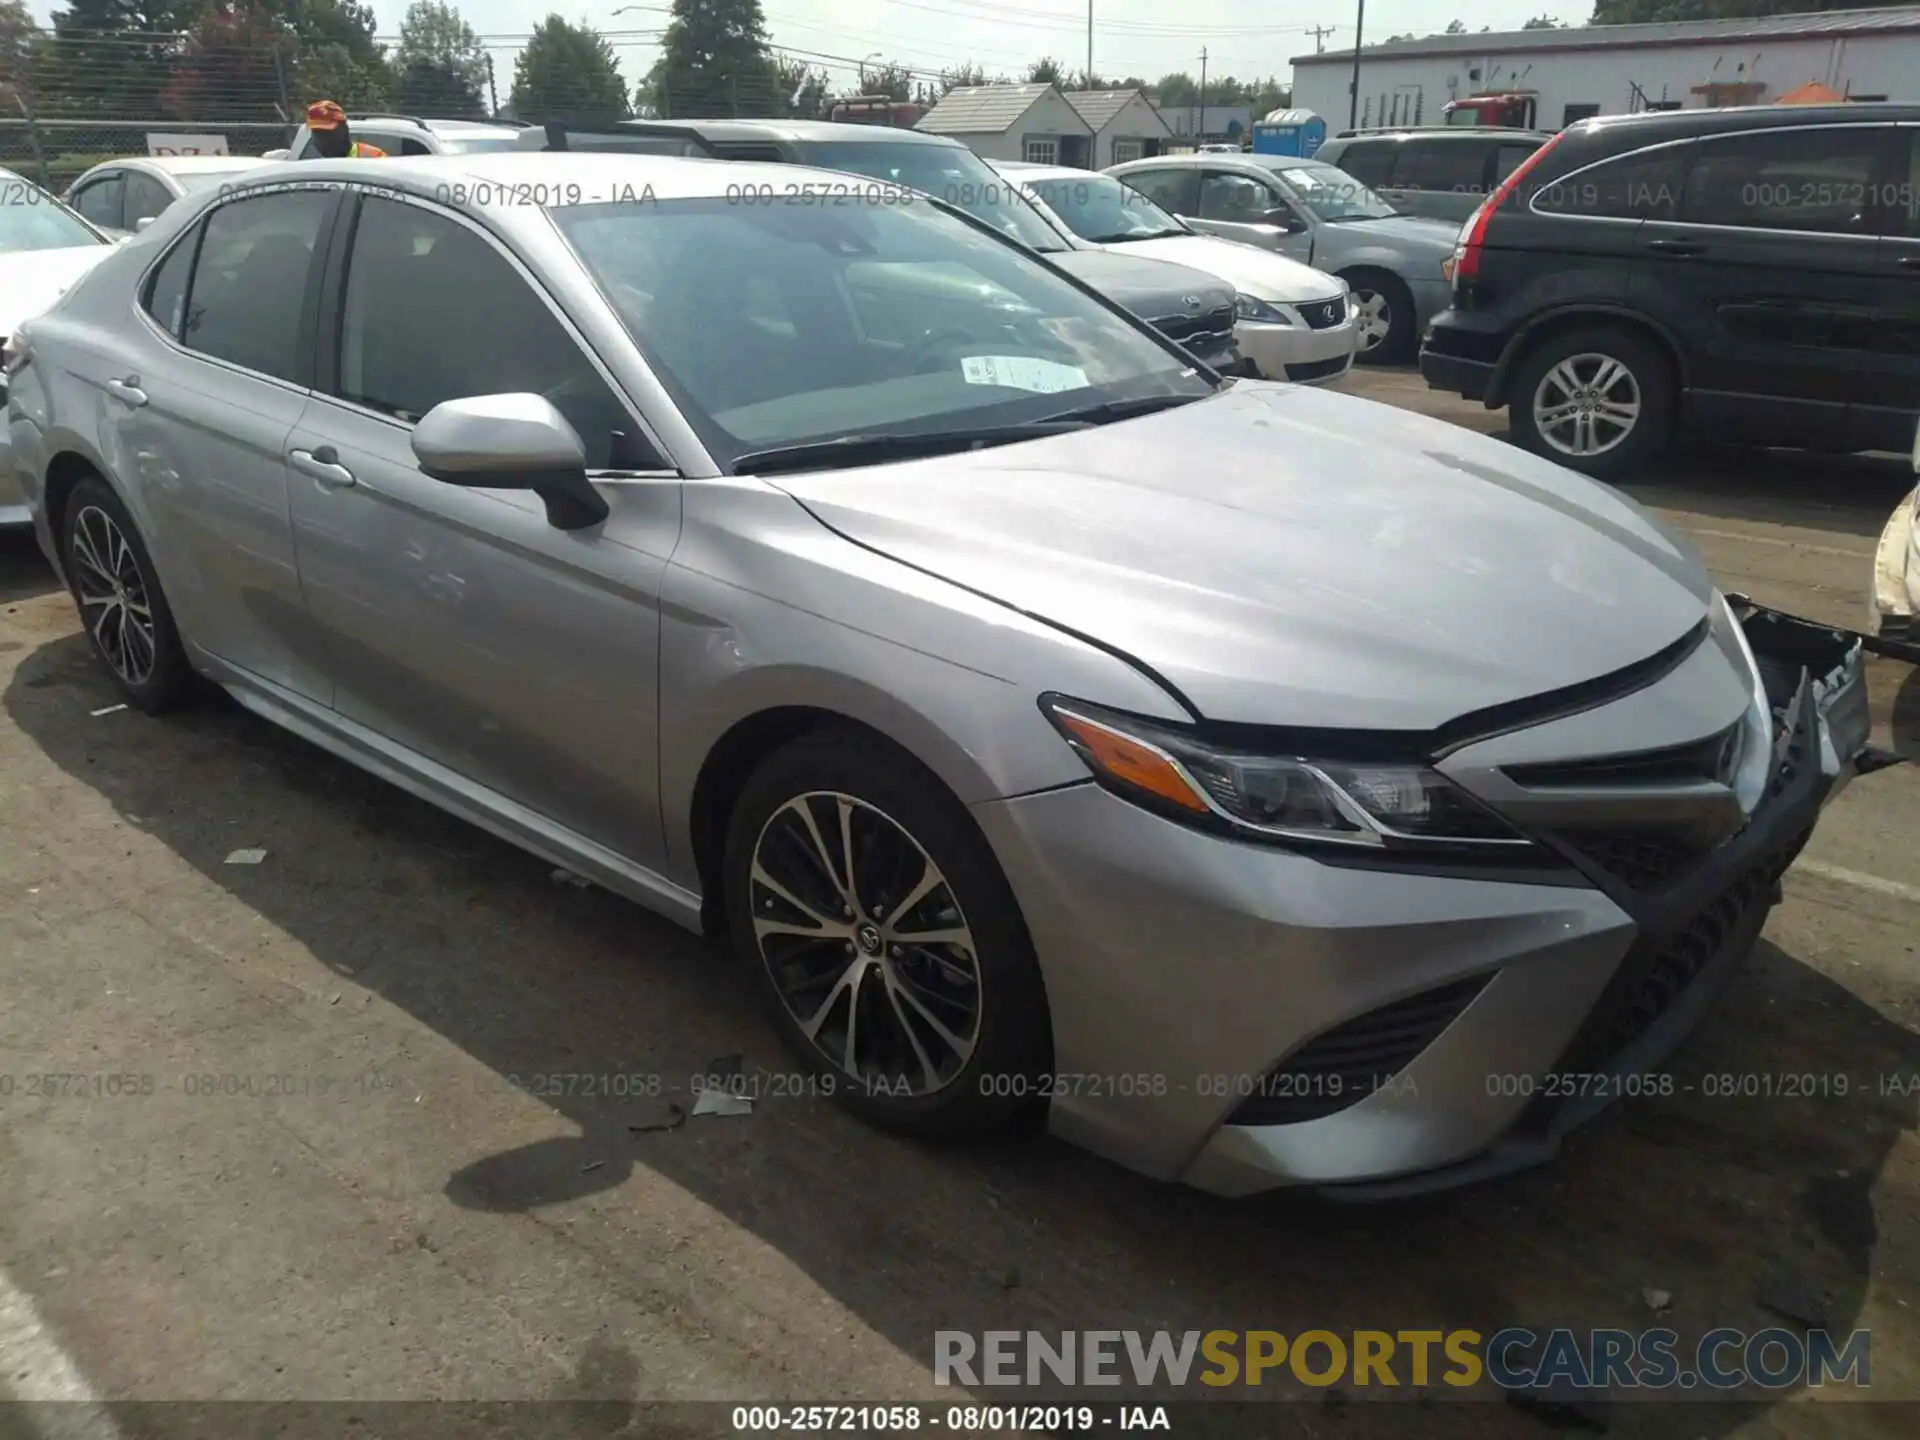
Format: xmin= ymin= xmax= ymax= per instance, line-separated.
xmin=992 ymin=160 xmax=1360 ymax=385
xmin=65 ymin=155 xmax=266 ymax=240
xmin=1 ymin=168 xmax=117 ymax=526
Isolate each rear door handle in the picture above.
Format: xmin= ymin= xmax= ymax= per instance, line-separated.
xmin=289 ymin=445 xmax=355 ymax=489
xmin=1899 ymin=255 xmax=1920 ymax=270
xmin=104 ymin=376 xmax=147 ymax=407
xmin=1644 ymin=238 xmax=1706 ymax=256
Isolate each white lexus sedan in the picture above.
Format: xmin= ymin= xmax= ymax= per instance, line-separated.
xmin=993 ymin=161 xmax=1360 ymax=385
xmin=1 ymin=167 xmax=116 ymax=527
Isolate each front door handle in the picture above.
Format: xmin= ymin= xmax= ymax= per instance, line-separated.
xmin=104 ymin=376 xmax=147 ymax=407
xmin=1644 ymin=237 xmax=1706 ymax=257
xmin=1900 ymin=255 xmax=1920 ymax=270
xmin=289 ymin=445 xmax=355 ymax=489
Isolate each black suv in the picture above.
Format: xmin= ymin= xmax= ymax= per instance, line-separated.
xmin=1420 ymin=104 xmax=1920 ymax=479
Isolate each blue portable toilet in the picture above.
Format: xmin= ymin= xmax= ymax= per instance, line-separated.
xmin=1252 ymin=108 xmax=1327 ymax=158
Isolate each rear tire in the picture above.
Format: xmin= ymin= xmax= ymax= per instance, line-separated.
xmin=1509 ymin=324 xmax=1676 ymax=482
xmin=723 ymin=728 xmax=1051 ymax=1138
xmin=1346 ymin=271 xmax=1415 ymax=365
xmin=61 ymin=476 xmax=193 ymax=712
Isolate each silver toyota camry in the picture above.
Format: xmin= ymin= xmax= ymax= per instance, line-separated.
xmin=7 ymin=153 xmax=1882 ymax=1196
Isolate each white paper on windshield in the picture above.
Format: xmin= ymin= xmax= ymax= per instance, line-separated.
xmin=960 ymin=355 xmax=1088 ymax=394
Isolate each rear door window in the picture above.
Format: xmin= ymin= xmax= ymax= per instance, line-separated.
xmin=1398 ymin=139 xmax=1490 ymax=196
xmin=1335 ymin=141 xmax=1395 ymax=188
xmin=1530 ymin=143 xmax=1691 ymax=221
xmin=123 ymin=172 xmax=174 ymax=228
xmin=1493 ymin=140 xmax=1542 ymax=184
xmin=1198 ymin=170 xmax=1281 ymax=222
xmin=180 ymin=188 xmax=331 ymax=382
xmin=1121 ymin=168 xmax=1199 ymax=216
xmin=1680 ymin=126 xmax=1890 ymax=234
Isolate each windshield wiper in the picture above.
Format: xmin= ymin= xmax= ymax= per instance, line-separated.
xmin=732 ymin=421 xmax=1093 ymax=476
xmin=1035 ymin=393 xmax=1210 ymax=425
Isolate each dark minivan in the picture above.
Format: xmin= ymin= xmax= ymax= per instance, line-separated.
xmin=1420 ymin=104 xmax=1920 ymax=479
xmin=1316 ymin=128 xmax=1551 ymax=224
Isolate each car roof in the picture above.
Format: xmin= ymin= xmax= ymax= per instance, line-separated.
xmin=558 ymin=117 xmax=964 ymax=149
xmin=1573 ymin=100 xmax=1920 ymax=144
xmin=1326 ymin=128 xmax=1551 ymax=143
xmin=102 ymin=155 xmax=263 ymax=175
xmin=227 ymin=151 xmax=923 ymax=207
xmin=995 ymin=162 xmax=1118 ymax=186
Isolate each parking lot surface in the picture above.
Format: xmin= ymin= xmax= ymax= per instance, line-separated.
xmin=1 ymin=369 xmax=1916 ymax=1437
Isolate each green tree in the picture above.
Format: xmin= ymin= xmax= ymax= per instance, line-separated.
xmin=1523 ymin=13 xmax=1563 ymax=24
xmin=1590 ymin=1 xmax=1909 ymax=21
xmin=160 ymin=1 xmax=295 ymax=121
xmin=1445 ymin=18 xmax=1468 ymax=32
xmin=34 ymin=0 xmax=193 ymax=118
xmin=773 ymin=54 xmax=827 ymax=117
xmin=286 ymin=0 xmax=393 ymax=113
xmin=654 ymin=0 xmax=777 ymax=119
xmin=939 ymin=62 xmax=987 ymax=93
xmin=393 ymin=0 xmax=488 ymax=115
xmin=511 ymin=14 xmax=627 ymax=122
xmin=859 ymin=59 xmax=912 ymax=101
xmin=1026 ymin=56 xmax=1064 ymax=85
xmin=1154 ymin=71 xmax=1195 ymax=108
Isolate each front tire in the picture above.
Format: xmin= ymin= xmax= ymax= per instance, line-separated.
xmin=723 ymin=728 xmax=1051 ymax=1138
xmin=1346 ymin=271 xmax=1415 ymax=364
xmin=61 ymin=476 xmax=193 ymax=712
xmin=1509 ymin=325 xmax=1676 ymax=482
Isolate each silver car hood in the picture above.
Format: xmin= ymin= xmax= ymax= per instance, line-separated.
xmin=1337 ymin=213 xmax=1461 ymax=252
xmin=773 ymin=383 xmax=1715 ymax=731
xmin=1047 ymin=248 xmax=1233 ymax=319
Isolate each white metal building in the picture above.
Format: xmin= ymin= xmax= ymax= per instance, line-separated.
xmin=1290 ymin=4 xmax=1920 ymax=133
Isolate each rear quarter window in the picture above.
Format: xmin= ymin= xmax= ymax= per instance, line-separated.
xmin=1399 ymin=140 xmax=1491 ymax=196
xmin=1528 ymin=142 xmax=1691 ymax=222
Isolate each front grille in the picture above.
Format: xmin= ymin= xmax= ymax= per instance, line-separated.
xmin=1300 ymin=296 xmax=1347 ymax=330
xmin=1286 ymin=355 xmax=1350 ymax=383
xmin=1556 ymin=830 xmax=1710 ymax=893
xmin=1550 ymin=824 xmax=1811 ymax=1077
xmin=1226 ymin=974 xmax=1493 ymax=1126
xmin=1152 ymin=303 xmax=1236 ymax=351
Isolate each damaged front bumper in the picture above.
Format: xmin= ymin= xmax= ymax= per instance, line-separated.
xmin=1314 ymin=598 xmax=1898 ymax=1199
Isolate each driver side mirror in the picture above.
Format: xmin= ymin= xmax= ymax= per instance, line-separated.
xmin=134 ymin=216 xmax=155 ymax=233
xmin=1263 ymin=208 xmax=1308 ymax=234
xmin=411 ymin=393 xmax=609 ymax=531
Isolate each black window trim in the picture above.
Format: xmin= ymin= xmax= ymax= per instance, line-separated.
xmin=1528 ymin=121 xmax=1907 ymax=239
xmin=132 ymin=181 xmax=340 ymax=393
xmin=71 ymin=171 xmax=126 ymax=232
xmin=310 ymin=183 xmax=683 ymax=477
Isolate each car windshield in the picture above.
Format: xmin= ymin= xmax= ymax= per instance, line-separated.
xmin=433 ymin=134 xmax=523 ymax=155
xmin=1270 ymin=164 xmax=1398 ymax=222
xmin=0 ymin=181 xmax=106 ymax=252
xmin=1020 ymin=173 xmax=1187 ymax=244
xmin=786 ymin=140 xmax=1071 ymax=253
xmin=555 ymin=194 xmax=1211 ymax=471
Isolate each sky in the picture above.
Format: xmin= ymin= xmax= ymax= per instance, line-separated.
xmin=360 ymin=0 xmax=1594 ymax=97
xmin=26 ymin=0 xmax=1593 ymax=98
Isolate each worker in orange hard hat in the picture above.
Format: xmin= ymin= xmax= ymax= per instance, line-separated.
xmin=306 ymin=100 xmax=386 ymax=158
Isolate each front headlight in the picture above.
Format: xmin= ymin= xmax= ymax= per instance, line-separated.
xmin=1717 ymin=592 xmax=1775 ymax=815
xmin=1040 ymin=696 xmax=1534 ymax=851
xmin=1234 ymin=293 xmax=1294 ymax=325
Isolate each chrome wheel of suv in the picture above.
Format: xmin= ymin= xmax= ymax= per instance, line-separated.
xmin=1532 ymin=352 xmax=1643 ymax=459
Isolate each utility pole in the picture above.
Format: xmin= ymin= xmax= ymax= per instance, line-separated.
xmin=1197 ymin=46 xmax=1207 ymax=140
xmin=1307 ymin=24 xmax=1336 ymax=55
xmin=1348 ymin=0 xmax=1365 ymax=129
xmin=1087 ymin=1 xmax=1093 ymax=87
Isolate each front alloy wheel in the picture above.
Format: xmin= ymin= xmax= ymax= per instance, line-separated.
xmin=1353 ymin=289 xmax=1393 ymax=354
xmin=724 ymin=729 xmax=1051 ymax=1137
xmin=1531 ymin=352 xmax=1642 ymax=460
xmin=751 ymin=791 xmax=981 ymax=1096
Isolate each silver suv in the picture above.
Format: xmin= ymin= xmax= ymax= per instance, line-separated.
xmin=279 ymin=114 xmax=528 ymax=160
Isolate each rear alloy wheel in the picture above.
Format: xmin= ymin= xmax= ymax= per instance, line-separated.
xmin=1510 ymin=325 xmax=1676 ymax=482
xmin=1347 ymin=272 xmax=1413 ymax=364
xmin=62 ymin=476 xmax=192 ymax=711
xmin=724 ymin=730 xmax=1050 ymax=1136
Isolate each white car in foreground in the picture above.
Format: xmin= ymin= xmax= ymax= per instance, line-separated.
xmin=993 ymin=161 xmax=1360 ymax=385
xmin=1 ymin=168 xmax=116 ymax=526
xmin=1872 ymin=424 xmax=1920 ymax=657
